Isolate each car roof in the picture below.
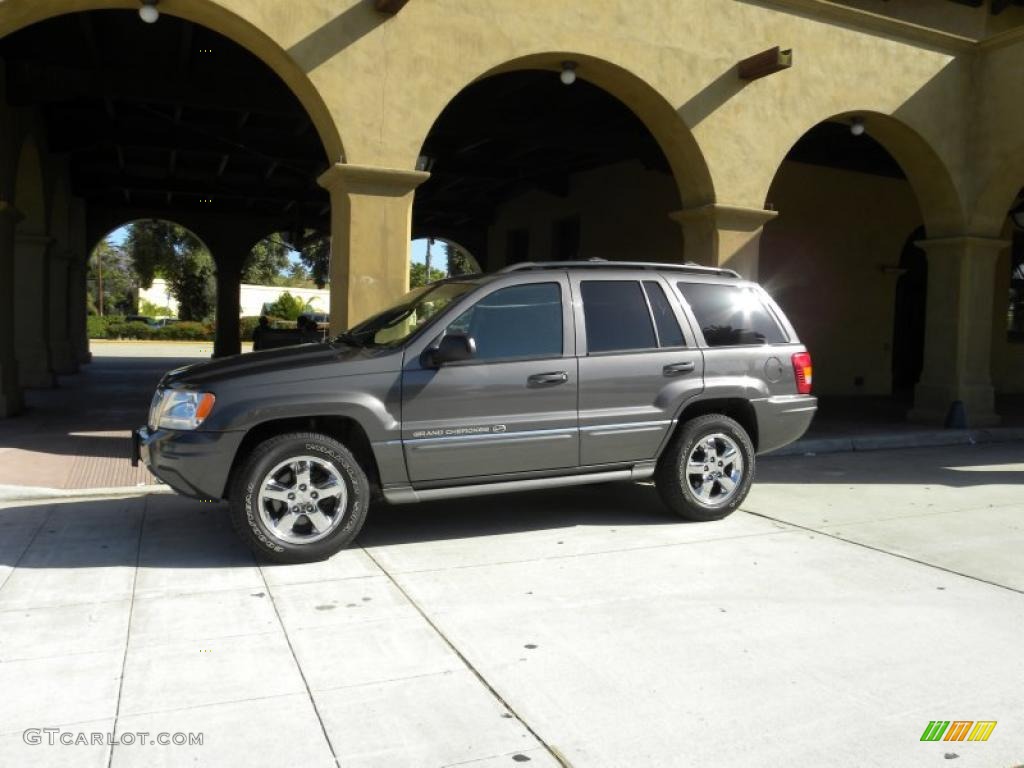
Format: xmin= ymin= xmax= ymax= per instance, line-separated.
xmin=498 ymin=260 xmax=741 ymax=280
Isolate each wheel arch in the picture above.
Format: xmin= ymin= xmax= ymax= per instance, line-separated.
xmin=222 ymin=415 xmax=380 ymax=500
xmin=661 ymin=397 xmax=759 ymax=456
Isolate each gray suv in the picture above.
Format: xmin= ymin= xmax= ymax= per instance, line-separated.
xmin=133 ymin=261 xmax=816 ymax=563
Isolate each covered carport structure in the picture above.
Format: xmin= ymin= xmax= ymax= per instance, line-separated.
xmin=0 ymin=7 xmax=335 ymax=416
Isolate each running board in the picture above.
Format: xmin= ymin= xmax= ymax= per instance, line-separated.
xmin=382 ymin=463 xmax=655 ymax=504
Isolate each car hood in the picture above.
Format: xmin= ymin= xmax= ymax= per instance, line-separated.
xmin=161 ymin=342 xmax=399 ymax=388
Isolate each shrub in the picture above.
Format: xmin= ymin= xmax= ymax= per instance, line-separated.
xmin=153 ymin=321 xmax=212 ymax=341
xmin=105 ymin=321 xmax=153 ymax=340
xmin=87 ymin=315 xmax=109 ymax=339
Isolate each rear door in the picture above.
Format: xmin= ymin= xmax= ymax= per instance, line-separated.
xmin=572 ymin=272 xmax=704 ymax=466
xmin=401 ymin=274 xmax=578 ymax=483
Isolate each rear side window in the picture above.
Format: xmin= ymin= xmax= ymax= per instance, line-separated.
xmin=581 ymin=281 xmax=656 ymax=353
xmin=642 ymin=281 xmax=685 ymax=347
xmin=448 ymin=282 xmax=562 ymax=361
xmin=676 ymin=282 xmax=787 ymax=347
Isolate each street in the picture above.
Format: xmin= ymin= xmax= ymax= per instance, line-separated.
xmin=0 ymin=443 xmax=1021 ymax=767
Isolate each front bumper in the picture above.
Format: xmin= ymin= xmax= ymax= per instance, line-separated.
xmin=751 ymin=394 xmax=818 ymax=454
xmin=132 ymin=426 xmax=244 ymax=500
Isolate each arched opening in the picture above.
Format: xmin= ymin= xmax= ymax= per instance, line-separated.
xmin=760 ymin=115 xmax=950 ymax=418
xmin=412 ymin=59 xmax=707 ymax=270
xmin=409 ymin=236 xmax=481 ymax=287
xmin=89 ymin=220 xmax=214 ymax=328
xmin=1 ymin=8 xmax=333 ymax=366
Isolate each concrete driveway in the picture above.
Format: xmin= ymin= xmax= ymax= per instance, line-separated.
xmin=0 ymin=443 xmax=1021 ymax=767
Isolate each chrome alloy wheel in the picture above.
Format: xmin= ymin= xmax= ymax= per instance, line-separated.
xmin=684 ymin=433 xmax=744 ymax=507
xmin=257 ymin=456 xmax=348 ymax=545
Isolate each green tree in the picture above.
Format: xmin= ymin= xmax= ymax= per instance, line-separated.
xmin=279 ymin=261 xmax=315 ymax=288
xmin=123 ymin=221 xmax=215 ymax=321
xmin=266 ymin=291 xmax=318 ymax=321
xmin=88 ymin=241 xmax=136 ymax=316
xmin=139 ymin=298 xmax=173 ymax=317
xmin=243 ymin=236 xmax=291 ymax=285
xmin=410 ymin=261 xmax=447 ymax=288
xmin=445 ymin=242 xmax=477 ymax=275
xmin=297 ymin=231 xmax=330 ymax=288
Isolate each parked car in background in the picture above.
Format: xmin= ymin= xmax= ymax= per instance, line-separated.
xmin=134 ymin=260 xmax=816 ymax=563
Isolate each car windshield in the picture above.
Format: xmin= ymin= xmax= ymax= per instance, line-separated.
xmin=337 ymin=280 xmax=478 ymax=347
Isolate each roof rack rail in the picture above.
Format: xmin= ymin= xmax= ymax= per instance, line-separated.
xmin=497 ymin=260 xmax=741 ymax=279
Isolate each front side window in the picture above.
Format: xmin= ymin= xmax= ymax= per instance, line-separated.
xmin=446 ymin=282 xmax=563 ymax=361
xmin=581 ymin=280 xmax=657 ymax=353
xmin=342 ymin=281 xmax=477 ymax=347
xmin=677 ymin=282 xmax=787 ymax=347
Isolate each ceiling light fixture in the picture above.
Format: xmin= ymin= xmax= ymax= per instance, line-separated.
xmin=139 ymin=0 xmax=159 ymax=24
xmin=560 ymin=61 xmax=578 ymax=86
xmin=850 ymin=116 xmax=866 ymax=136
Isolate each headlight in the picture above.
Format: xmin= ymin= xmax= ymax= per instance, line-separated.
xmin=150 ymin=389 xmax=216 ymax=431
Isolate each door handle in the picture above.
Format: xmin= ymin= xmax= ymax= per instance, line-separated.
xmin=528 ymin=371 xmax=569 ymax=385
xmin=663 ymin=361 xmax=696 ymax=376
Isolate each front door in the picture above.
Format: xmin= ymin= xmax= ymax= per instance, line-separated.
xmin=401 ymin=276 xmax=578 ymax=483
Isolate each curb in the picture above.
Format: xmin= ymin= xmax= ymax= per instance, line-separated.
xmin=0 ymin=483 xmax=176 ymax=503
xmin=768 ymin=426 xmax=1024 ymax=457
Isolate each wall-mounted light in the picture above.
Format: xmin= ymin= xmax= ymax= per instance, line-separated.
xmin=139 ymin=0 xmax=159 ymax=23
xmin=850 ymin=116 xmax=866 ymax=136
xmin=560 ymin=61 xmax=578 ymax=86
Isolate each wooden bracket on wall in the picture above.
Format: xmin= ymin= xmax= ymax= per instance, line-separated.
xmin=738 ymin=46 xmax=793 ymax=81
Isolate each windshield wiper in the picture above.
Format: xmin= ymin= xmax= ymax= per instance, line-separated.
xmin=333 ymin=331 xmax=365 ymax=347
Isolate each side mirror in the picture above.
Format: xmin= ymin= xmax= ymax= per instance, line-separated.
xmin=423 ymin=333 xmax=476 ymax=367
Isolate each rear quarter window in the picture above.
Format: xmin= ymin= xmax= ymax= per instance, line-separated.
xmin=677 ymin=282 xmax=787 ymax=347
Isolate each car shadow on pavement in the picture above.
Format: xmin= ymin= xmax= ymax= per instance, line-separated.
xmin=0 ymin=483 xmax=682 ymax=568
xmin=359 ymin=481 xmax=681 ymax=548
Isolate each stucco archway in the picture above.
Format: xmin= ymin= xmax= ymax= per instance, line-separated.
xmin=410 ymin=52 xmax=714 ymax=211
xmin=0 ymin=0 xmax=343 ymax=163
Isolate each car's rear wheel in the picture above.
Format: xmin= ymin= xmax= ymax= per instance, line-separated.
xmin=655 ymin=414 xmax=754 ymax=521
xmin=229 ymin=432 xmax=369 ymax=563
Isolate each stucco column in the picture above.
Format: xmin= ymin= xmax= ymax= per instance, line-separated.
xmin=14 ymin=232 xmax=54 ymax=388
xmin=909 ymin=236 xmax=1006 ymax=427
xmin=0 ymin=201 xmax=23 ymax=416
xmin=68 ymin=258 xmax=91 ymax=365
xmin=47 ymin=248 xmax=77 ymax=375
xmin=318 ymin=163 xmax=430 ymax=333
xmin=213 ymin=256 xmax=243 ymax=358
xmin=671 ymin=204 xmax=778 ymax=280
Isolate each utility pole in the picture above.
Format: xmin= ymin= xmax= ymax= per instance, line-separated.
xmin=96 ymin=249 xmax=105 ymax=317
xmin=425 ymin=237 xmax=433 ymax=282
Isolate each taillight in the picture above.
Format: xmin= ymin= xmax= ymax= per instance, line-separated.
xmin=792 ymin=352 xmax=813 ymax=394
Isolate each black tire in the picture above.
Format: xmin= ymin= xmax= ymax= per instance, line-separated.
xmin=655 ymin=414 xmax=755 ymax=521
xmin=229 ymin=431 xmax=370 ymax=563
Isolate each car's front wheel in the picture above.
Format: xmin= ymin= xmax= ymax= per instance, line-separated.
xmin=655 ymin=414 xmax=755 ymax=521
xmin=229 ymin=432 xmax=369 ymax=563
